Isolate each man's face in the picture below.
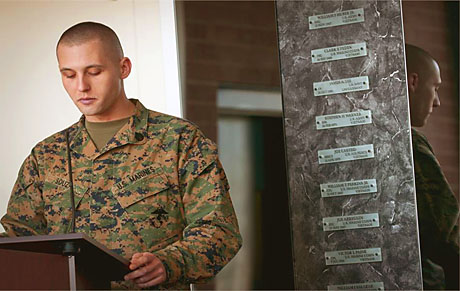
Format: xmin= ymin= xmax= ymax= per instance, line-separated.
xmin=409 ymin=59 xmax=441 ymax=127
xmin=57 ymin=40 xmax=128 ymax=121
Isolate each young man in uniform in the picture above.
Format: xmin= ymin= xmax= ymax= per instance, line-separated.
xmin=406 ymin=44 xmax=459 ymax=290
xmin=0 ymin=22 xmax=242 ymax=289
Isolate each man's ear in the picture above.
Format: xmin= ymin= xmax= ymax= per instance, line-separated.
xmin=407 ymin=72 xmax=419 ymax=93
xmin=120 ymin=57 xmax=132 ymax=79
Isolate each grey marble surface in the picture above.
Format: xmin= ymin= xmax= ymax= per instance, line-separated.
xmin=276 ymin=0 xmax=422 ymax=289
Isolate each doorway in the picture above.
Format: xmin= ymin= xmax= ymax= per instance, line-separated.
xmin=215 ymin=89 xmax=294 ymax=289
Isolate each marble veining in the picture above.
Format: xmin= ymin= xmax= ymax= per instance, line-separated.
xmin=276 ymin=0 xmax=422 ymax=289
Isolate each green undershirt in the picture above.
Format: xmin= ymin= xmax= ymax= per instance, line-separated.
xmin=85 ymin=117 xmax=130 ymax=151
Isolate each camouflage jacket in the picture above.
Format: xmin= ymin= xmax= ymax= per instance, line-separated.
xmin=412 ymin=128 xmax=459 ymax=290
xmin=0 ymin=100 xmax=242 ymax=289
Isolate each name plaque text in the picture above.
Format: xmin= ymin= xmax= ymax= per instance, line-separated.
xmin=309 ymin=8 xmax=365 ymax=30
xmin=321 ymin=179 xmax=377 ymax=197
xmin=323 ymin=213 xmax=379 ymax=231
xmin=325 ymin=248 xmax=382 ymax=266
xmin=312 ymin=42 xmax=367 ymax=63
xmin=318 ymin=144 xmax=374 ymax=164
xmin=316 ymin=110 xmax=372 ymax=130
xmin=314 ymin=76 xmax=369 ymax=97
xmin=328 ymin=282 xmax=384 ymax=291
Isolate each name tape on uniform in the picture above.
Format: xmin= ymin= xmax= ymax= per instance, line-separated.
xmin=323 ymin=213 xmax=379 ymax=231
xmin=314 ymin=76 xmax=369 ymax=97
xmin=328 ymin=282 xmax=384 ymax=291
xmin=316 ymin=110 xmax=372 ymax=130
xmin=309 ymin=8 xmax=365 ymax=30
xmin=325 ymin=248 xmax=382 ymax=266
xmin=318 ymin=144 xmax=374 ymax=164
xmin=321 ymin=179 xmax=377 ymax=198
xmin=312 ymin=42 xmax=367 ymax=63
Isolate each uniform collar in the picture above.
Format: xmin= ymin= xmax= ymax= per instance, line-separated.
xmin=69 ymin=99 xmax=149 ymax=160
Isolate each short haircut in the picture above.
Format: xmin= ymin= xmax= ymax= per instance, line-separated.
xmin=405 ymin=44 xmax=436 ymax=79
xmin=56 ymin=22 xmax=124 ymax=58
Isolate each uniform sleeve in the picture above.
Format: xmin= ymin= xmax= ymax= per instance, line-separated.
xmin=0 ymin=151 xmax=47 ymax=237
xmin=153 ymin=127 xmax=242 ymax=287
xmin=412 ymin=131 xmax=459 ymax=290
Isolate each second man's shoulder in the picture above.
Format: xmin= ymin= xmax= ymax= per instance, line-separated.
xmin=411 ymin=128 xmax=434 ymax=156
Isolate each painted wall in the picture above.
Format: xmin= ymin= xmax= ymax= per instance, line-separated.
xmin=0 ymin=0 xmax=181 ymax=231
xmin=216 ymin=115 xmax=255 ymax=290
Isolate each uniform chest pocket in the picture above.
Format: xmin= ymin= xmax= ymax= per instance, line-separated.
xmin=111 ymin=168 xmax=170 ymax=221
xmin=111 ymin=166 xmax=185 ymax=250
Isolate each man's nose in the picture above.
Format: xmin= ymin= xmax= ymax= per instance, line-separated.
xmin=433 ymin=94 xmax=441 ymax=107
xmin=77 ymin=75 xmax=90 ymax=92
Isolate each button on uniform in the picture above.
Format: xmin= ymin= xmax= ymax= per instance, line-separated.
xmin=135 ymin=133 xmax=144 ymax=142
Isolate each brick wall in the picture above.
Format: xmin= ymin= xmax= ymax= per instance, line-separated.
xmin=402 ymin=1 xmax=459 ymax=197
xmin=182 ymin=1 xmax=280 ymax=142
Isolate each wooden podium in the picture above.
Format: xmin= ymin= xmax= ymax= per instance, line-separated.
xmin=0 ymin=233 xmax=130 ymax=290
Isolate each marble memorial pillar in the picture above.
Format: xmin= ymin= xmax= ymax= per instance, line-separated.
xmin=276 ymin=1 xmax=422 ymax=290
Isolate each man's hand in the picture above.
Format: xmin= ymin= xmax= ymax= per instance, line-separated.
xmin=124 ymin=252 xmax=167 ymax=288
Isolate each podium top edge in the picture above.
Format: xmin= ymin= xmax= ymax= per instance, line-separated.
xmin=0 ymin=233 xmax=130 ymax=265
xmin=0 ymin=233 xmax=87 ymax=244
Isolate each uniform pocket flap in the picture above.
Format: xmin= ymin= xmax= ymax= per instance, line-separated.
xmin=112 ymin=166 xmax=170 ymax=209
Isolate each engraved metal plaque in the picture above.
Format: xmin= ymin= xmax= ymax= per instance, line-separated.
xmin=318 ymin=144 xmax=374 ymax=164
xmin=325 ymin=248 xmax=382 ymax=266
xmin=323 ymin=213 xmax=379 ymax=231
xmin=312 ymin=42 xmax=367 ymax=63
xmin=309 ymin=8 xmax=365 ymax=30
xmin=314 ymin=76 xmax=369 ymax=97
xmin=316 ymin=110 xmax=372 ymax=130
xmin=328 ymin=282 xmax=385 ymax=291
xmin=321 ymin=179 xmax=377 ymax=198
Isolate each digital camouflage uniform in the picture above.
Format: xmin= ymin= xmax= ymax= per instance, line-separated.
xmin=412 ymin=128 xmax=459 ymax=290
xmin=0 ymin=99 xmax=242 ymax=289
